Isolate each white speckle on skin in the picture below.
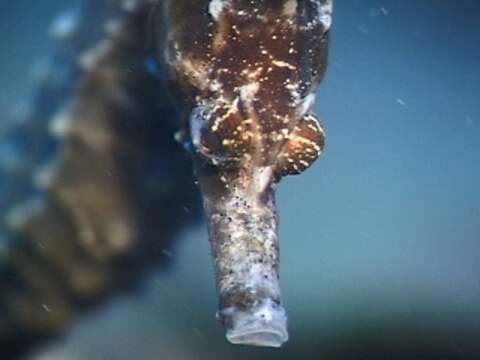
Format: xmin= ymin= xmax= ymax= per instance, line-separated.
xmin=297 ymin=93 xmax=316 ymax=116
xmin=239 ymin=82 xmax=260 ymax=105
xmin=271 ymin=60 xmax=296 ymax=70
xmin=299 ymin=160 xmax=310 ymax=168
xmin=209 ymin=97 xmax=240 ymax=132
xmin=209 ymin=0 xmax=229 ymax=20
xmin=283 ymin=0 xmax=297 ymax=17
xmin=285 ymin=82 xmax=301 ymax=104
xmin=254 ymin=167 xmax=274 ymax=193
xmin=49 ymin=110 xmax=73 ymax=138
xmin=315 ymin=0 xmax=333 ymax=31
xmin=209 ymin=78 xmax=224 ymax=92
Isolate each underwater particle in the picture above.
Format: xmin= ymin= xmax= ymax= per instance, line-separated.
xmin=161 ymin=249 xmax=173 ymax=258
xmin=465 ymin=115 xmax=474 ymax=127
xmin=357 ymin=24 xmax=369 ymax=34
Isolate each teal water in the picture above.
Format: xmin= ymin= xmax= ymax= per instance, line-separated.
xmin=1 ymin=1 xmax=479 ymax=359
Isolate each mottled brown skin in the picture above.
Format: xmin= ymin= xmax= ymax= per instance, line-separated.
xmin=157 ymin=0 xmax=329 ymax=178
xmin=155 ymin=0 xmax=332 ymax=346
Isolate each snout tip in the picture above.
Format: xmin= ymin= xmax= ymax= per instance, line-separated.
xmin=221 ymin=299 xmax=288 ymax=348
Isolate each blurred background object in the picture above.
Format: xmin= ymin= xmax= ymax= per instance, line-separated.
xmin=1 ymin=0 xmax=479 ymax=359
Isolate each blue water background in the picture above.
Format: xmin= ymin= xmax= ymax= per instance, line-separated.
xmin=1 ymin=1 xmax=479 ymax=359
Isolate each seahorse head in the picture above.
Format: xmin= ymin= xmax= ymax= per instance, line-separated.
xmin=154 ymin=1 xmax=333 ymax=346
xmin=157 ymin=0 xmax=332 ymax=182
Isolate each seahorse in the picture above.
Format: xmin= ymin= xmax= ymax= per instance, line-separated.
xmin=0 ymin=0 xmax=332 ymax=356
xmin=154 ymin=0 xmax=332 ymax=347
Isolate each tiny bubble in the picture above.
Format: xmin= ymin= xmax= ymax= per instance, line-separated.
xmin=357 ymin=25 xmax=369 ymax=34
xmin=193 ymin=328 xmax=203 ymax=337
xmin=465 ymin=115 xmax=474 ymax=127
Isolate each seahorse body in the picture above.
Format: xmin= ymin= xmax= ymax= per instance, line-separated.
xmin=0 ymin=1 xmax=200 ymax=358
xmin=157 ymin=0 xmax=332 ymax=347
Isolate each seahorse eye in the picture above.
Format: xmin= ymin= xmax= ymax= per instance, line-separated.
xmin=189 ymin=106 xmax=221 ymax=164
xmin=189 ymin=104 xmax=248 ymax=166
xmin=276 ymin=112 xmax=325 ymax=176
